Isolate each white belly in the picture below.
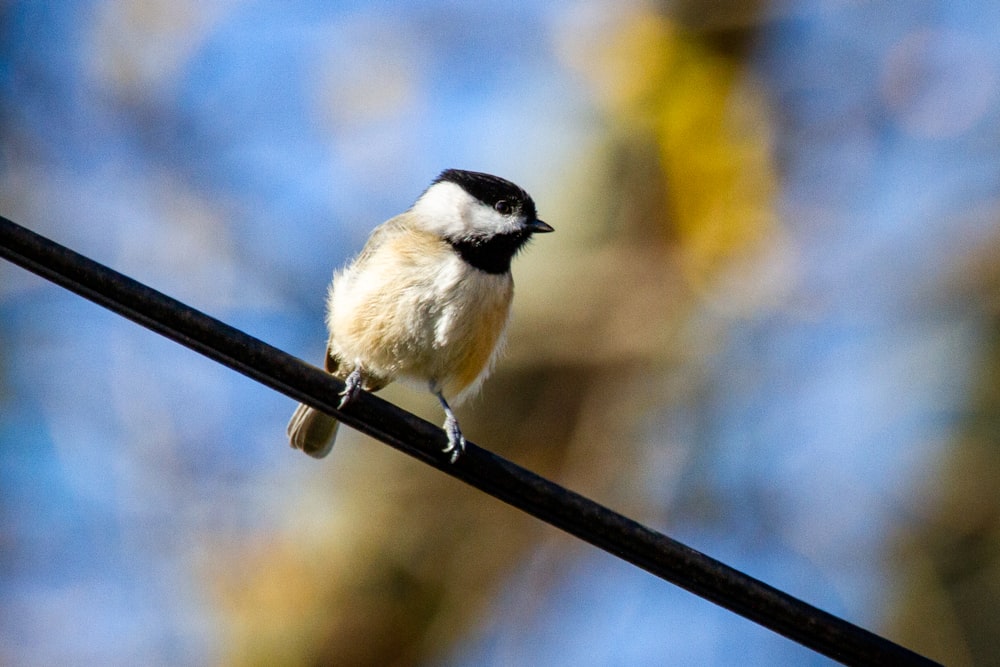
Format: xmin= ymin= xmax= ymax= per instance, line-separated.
xmin=327 ymin=239 xmax=513 ymax=402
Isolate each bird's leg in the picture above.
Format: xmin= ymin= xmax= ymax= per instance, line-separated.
xmin=434 ymin=389 xmax=466 ymax=463
xmin=338 ymin=367 xmax=364 ymax=409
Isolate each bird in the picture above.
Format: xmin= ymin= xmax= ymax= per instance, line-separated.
xmin=287 ymin=169 xmax=553 ymax=462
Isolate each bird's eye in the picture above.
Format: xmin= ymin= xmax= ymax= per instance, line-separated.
xmin=494 ymin=200 xmax=512 ymax=215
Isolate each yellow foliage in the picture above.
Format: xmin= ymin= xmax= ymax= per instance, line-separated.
xmin=569 ymin=8 xmax=784 ymax=309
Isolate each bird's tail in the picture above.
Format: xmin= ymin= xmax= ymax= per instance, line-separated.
xmin=287 ymin=403 xmax=339 ymax=458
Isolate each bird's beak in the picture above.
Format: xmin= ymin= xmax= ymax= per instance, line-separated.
xmin=529 ymin=219 xmax=554 ymax=233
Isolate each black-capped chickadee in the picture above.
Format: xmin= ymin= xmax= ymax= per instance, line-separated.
xmin=287 ymin=169 xmax=553 ymax=462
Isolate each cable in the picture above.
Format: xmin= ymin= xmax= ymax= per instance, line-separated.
xmin=0 ymin=215 xmax=940 ymax=666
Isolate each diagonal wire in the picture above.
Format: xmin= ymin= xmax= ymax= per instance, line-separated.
xmin=0 ymin=215 xmax=940 ymax=667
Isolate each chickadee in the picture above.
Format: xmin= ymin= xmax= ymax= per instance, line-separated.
xmin=287 ymin=169 xmax=553 ymax=462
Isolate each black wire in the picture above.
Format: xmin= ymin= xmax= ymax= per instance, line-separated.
xmin=0 ymin=215 xmax=940 ymax=667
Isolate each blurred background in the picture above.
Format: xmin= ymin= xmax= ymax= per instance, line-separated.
xmin=2 ymin=1 xmax=1000 ymax=665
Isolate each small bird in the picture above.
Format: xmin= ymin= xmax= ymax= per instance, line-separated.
xmin=287 ymin=169 xmax=553 ymax=462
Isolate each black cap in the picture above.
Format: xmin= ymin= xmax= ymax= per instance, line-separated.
xmin=435 ymin=169 xmax=539 ymax=224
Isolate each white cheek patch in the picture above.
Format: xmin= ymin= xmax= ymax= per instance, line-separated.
xmin=413 ymin=181 xmax=524 ymax=239
xmin=464 ymin=202 xmax=523 ymax=237
xmin=412 ymin=182 xmax=470 ymax=238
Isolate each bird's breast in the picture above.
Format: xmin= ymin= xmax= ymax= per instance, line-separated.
xmin=429 ymin=256 xmax=513 ymax=396
xmin=328 ymin=232 xmax=513 ymax=400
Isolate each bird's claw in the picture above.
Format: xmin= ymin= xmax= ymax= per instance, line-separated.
xmin=338 ymin=368 xmax=363 ymax=409
xmin=442 ymin=414 xmax=466 ymax=463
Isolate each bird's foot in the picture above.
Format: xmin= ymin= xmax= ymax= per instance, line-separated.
xmin=442 ymin=413 xmax=466 ymax=463
xmin=338 ymin=368 xmax=363 ymax=409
